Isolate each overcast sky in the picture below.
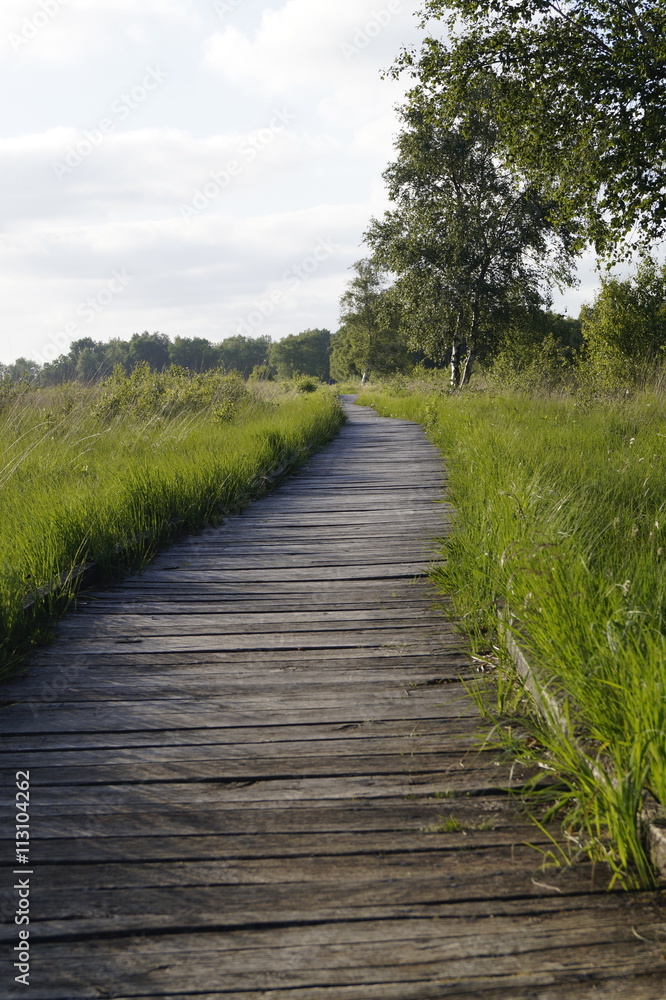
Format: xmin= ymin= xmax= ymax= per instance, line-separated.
xmin=1 ymin=0 xmax=605 ymax=367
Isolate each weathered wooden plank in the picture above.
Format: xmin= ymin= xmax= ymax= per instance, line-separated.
xmin=0 ymin=732 xmax=484 ymax=768
xmin=21 ymin=646 xmax=466 ymax=672
xmin=133 ymin=563 xmax=431 ymax=584
xmin=0 ymin=766 xmax=527 ymax=817
xmin=53 ymin=612 xmax=444 ymax=636
xmin=3 ymin=877 xmax=660 ymax=935
xmin=3 ymin=917 xmax=665 ymax=1000
xmin=0 ymin=842 xmax=570 ymax=895
xmin=0 ymin=716 xmax=472 ymax=751
xmin=28 ymin=631 xmax=448 ymax=656
xmin=0 ymin=748 xmax=506 ymax=787
xmin=0 ymin=865 xmax=627 ymax=933
xmin=96 ymin=979 xmax=666 ymax=1000
xmin=4 ymin=824 xmax=552 ymax=863
xmin=2 ymin=658 xmax=471 ymax=684
xmin=0 ymin=795 xmax=523 ymax=839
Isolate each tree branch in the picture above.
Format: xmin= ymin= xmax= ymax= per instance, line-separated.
xmin=609 ymin=0 xmax=659 ymax=50
xmin=546 ymin=1 xmax=613 ymax=53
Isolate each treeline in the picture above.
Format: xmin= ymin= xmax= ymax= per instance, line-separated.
xmin=2 ymin=329 xmax=335 ymax=386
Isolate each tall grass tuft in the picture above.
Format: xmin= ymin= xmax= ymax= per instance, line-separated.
xmin=0 ymin=371 xmax=343 ymax=674
xmin=359 ymin=386 xmax=666 ymax=886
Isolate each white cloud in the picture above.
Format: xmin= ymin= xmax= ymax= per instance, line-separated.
xmin=0 ymin=119 xmax=319 ymax=228
xmin=0 ymin=199 xmax=369 ymax=362
xmin=1 ymin=0 xmax=199 ymax=63
xmin=204 ymin=0 xmax=414 ymax=93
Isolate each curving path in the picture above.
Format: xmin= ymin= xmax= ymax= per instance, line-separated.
xmin=1 ymin=397 xmax=665 ymax=998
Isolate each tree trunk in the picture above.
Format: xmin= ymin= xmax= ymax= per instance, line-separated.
xmin=459 ymin=346 xmax=474 ymax=387
xmin=449 ymin=342 xmax=459 ymax=388
xmin=450 ymin=335 xmax=461 ymax=388
xmin=361 ymin=369 xmax=368 ymax=385
xmin=459 ymin=293 xmax=480 ymax=388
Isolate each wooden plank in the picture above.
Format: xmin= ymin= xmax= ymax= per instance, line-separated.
xmin=0 ymin=716 xmax=479 ymax=752
xmin=52 ymin=612 xmax=443 ymax=635
xmin=95 ymin=979 xmax=666 ymax=1000
xmin=0 ymin=795 xmax=525 ymax=838
xmin=0 ymin=734 xmax=485 ymax=769
xmin=0 ymin=748 xmax=509 ymax=787
xmin=4 ymin=824 xmax=553 ymax=863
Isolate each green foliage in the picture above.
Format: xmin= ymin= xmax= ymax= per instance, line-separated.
xmin=291 ymin=374 xmax=320 ymax=393
xmin=417 ymin=1 xmax=666 ymax=257
xmin=365 ymin=62 xmax=577 ymax=387
xmin=360 ymin=385 xmax=666 ymax=885
xmin=485 ymin=312 xmax=583 ymax=392
xmin=578 ymin=258 xmax=666 ymax=390
xmin=93 ymin=363 xmax=250 ymax=422
xmin=249 ymin=364 xmax=274 ymax=381
xmin=169 ymin=336 xmax=221 ymax=372
xmin=268 ymin=329 xmax=332 ymax=381
xmin=331 ymin=260 xmax=414 ymax=381
xmin=217 ymin=334 xmax=271 ymax=377
xmin=127 ymin=331 xmax=171 ymax=372
xmin=0 ymin=381 xmax=344 ymax=673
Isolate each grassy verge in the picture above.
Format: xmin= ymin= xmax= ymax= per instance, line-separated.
xmin=0 ymin=369 xmax=343 ymax=675
xmin=358 ymin=386 xmax=666 ymax=887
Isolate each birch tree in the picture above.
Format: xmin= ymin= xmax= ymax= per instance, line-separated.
xmin=365 ymin=67 xmax=576 ymax=387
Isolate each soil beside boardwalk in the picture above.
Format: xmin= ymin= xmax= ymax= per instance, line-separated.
xmin=1 ymin=395 xmax=665 ymax=999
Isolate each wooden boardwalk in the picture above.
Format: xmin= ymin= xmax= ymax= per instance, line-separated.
xmin=1 ymin=396 xmax=665 ymax=999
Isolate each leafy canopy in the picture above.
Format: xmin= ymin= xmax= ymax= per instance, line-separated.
xmin=414 ymin=1 xmax=666 ymax=256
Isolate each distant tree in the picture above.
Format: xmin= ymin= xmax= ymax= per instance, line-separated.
xmin=75 ymin=346 xmax=106 ymax=383
xmin=103 ymin=339 xmax=131 ymax=373
xmin=68 ymin=338 xmax=97 ymax=363
xmin=169 ymin=337 xmax=219 ymax=372
xmin=218 ymin=335 xmax=271 ymax=377
xmin=5 ymin=357 xmax=40 ymax=382
xmin=128 ymin=332 xmax=171 ymax=372
xmin=330 ymin=261 xmax=411 ymax=382
xmin=269 ymin=329 xmax=332 ymax=381
xmin=40 ymin=354 xmax=77 ymax=386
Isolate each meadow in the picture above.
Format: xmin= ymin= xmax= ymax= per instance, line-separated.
xmin=0 ymin=365 xmax=343 ymax=674
xmin=359 ymin=381 xmax=666 ymax=887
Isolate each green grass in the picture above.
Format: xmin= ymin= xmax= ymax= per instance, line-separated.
xmin=0 ymin=372 xmax=344 ymax=674
xmin=358 ymin=386 xmax=666 ymax=887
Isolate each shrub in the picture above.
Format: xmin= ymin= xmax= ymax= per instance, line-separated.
xmin=292 ymin=374 xmax=320 ymax=393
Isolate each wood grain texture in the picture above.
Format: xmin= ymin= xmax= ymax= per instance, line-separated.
xmin=0 ymin=396 xmax=664 ymax=999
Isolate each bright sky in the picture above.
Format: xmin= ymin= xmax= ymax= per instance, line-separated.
xmin=0 ymin=0 xmax=602 ymax=367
